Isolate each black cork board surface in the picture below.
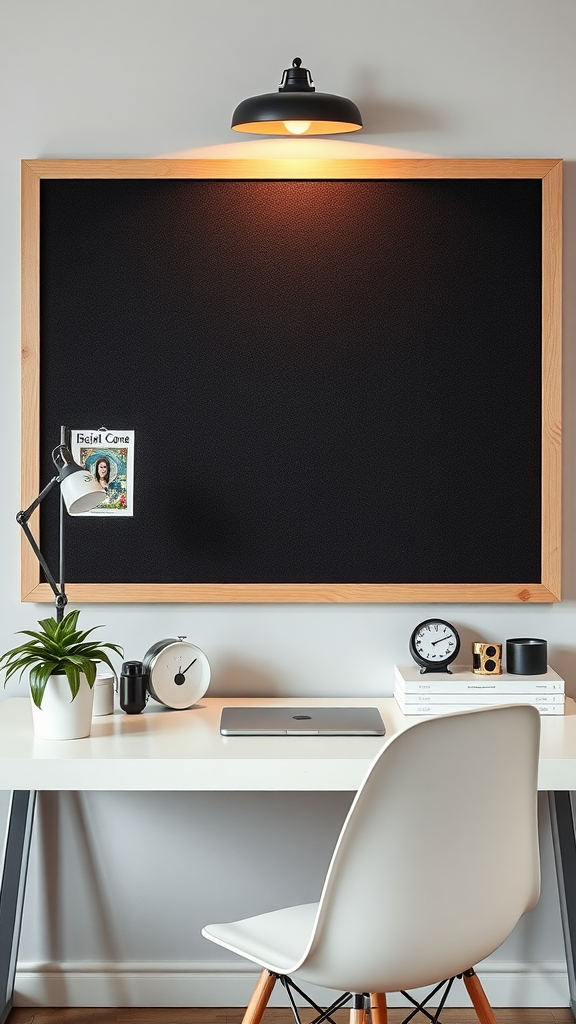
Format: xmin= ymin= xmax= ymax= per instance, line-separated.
xmin=21 ymin=159 xmax=561 ymax=603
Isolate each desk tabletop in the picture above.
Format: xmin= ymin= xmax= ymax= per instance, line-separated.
xmin=0 ymin=695 xmax=575 ymax=792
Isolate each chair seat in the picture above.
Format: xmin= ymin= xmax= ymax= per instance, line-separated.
xmin=202 ymin=902 xmax=319 ymax=974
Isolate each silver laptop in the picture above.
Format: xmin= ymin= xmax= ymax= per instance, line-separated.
xmin=220 ymin=706 xmax=386 ymax=736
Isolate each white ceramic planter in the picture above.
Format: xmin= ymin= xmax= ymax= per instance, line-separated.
xmin=30 ymin=672 xmax=94 ymax=740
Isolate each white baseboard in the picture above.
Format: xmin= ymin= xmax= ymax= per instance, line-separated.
xmin=14 ymin=959 xmax=569 ymax=1009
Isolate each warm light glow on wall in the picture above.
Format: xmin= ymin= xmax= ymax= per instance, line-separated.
xmin=160 ymin=140 xmax=438 ymax=162
xmin=156 ymin=139 xmax=439 ymax=184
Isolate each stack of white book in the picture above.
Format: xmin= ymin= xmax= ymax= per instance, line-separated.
xmin=394 ymin=664 xmax=565 ymax=716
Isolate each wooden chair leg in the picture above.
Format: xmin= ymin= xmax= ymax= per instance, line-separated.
xmin=369 ymin=992 xmax=388 ymax=1024
xmin=463 ymin=968 xmax=499 ymax=1024
xmin=241 ymin=969 xmax=277 ymax=1024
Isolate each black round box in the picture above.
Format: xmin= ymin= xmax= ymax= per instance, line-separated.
xmin=506 ymin=638 xmax=547 ymax=675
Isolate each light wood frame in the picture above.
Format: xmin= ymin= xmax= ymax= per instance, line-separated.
xmin=21 ymin=158 xmax=562 ymax=604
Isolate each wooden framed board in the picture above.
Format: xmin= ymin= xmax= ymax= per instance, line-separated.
xmin=21 ymin=158 xmax=562 ymax=603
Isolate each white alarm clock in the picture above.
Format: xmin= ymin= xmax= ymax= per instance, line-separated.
xmin=142 ymin=637 xmax=211 ymax=709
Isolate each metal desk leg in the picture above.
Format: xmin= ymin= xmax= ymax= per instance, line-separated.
xmin=0 ymin=791 xmax=36 ymax=1024
xmin=549 ymin=791 xmax=576 ymax=1019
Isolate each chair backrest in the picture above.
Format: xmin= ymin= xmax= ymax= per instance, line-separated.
xmin=299 ymin=704 xmax=541 ymax=994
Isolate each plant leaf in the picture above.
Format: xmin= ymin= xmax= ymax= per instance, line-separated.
xmin=37 ymin=617 xmax=59 ymax=638
xmin=29 ymin=662 xmax=59 ymax=708
xmin=82 ymin=660 xmax=97 ymax=687
xmin=63 ymin=662 xmax=80 ymax=700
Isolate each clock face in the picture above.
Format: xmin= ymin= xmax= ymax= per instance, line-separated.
xmin=143 ymin=639 xmax=211 ymax=709
xmin=409 ymin=619 xmax=460 ymax=671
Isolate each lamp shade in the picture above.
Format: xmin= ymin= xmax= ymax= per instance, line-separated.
xmin=60 ymin=467 xmax=104 ymax=514
xmin=231 ymin=57 xmax=362 ymax=136
xmin=53 ymin=445 xmax=104 ymax=514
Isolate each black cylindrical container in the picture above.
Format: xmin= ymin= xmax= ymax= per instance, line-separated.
xmin=506 ymin=638 xmax=547 ymax=675
xmin=119 ymin=660 xmax=148 ymax=714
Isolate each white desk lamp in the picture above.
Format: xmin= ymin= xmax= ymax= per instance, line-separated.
xmin=17 ymin=426 xmax=103 ymax=621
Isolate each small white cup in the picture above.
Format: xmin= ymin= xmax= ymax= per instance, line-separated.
xmin=93 ymin=672 xmax=115 ymax=716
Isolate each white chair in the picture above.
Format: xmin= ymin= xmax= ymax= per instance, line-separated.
xmin=202 ymin=704 xmax=541 ymax=1024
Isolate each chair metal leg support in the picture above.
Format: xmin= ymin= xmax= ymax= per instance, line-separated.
xmin=281 ymin=974 xmax=304 ymax=1024
xmin=399 ymin=978 xmax=453 ymax=1024
xmin=549 ymin=791 xmax=576 ymax=1019
xmin=279 ymin=974 xmax=351 ymax=1024
xmin=0 ymin=791 xmax=37 ymax=1024
xmin=463 ymin=969 xmax=498 ymax=1024
xmin=242 ymin=969 xmax=277 ymax=1024
xmin=429 ymin=977 xmax=454 ymax=1024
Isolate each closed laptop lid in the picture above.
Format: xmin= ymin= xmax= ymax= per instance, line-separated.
xmin=220 ymin=706 xmax=386 ymax=736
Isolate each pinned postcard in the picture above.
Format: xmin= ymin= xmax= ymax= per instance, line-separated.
xmin=71 ymin=429 xmax=135 ymax=516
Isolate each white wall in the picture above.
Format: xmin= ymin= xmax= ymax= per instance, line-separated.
xmin=1 ymin=0 xmax=576 ymax=1008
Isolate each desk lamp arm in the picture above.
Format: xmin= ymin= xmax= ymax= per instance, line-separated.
xmin=16 ymin=430 xmax=106 ymax=622
xmin=17 ymin=473 xmax=67 ymax=618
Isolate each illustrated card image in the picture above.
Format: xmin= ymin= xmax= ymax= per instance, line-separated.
xmin=71 ymin=429 xmax=135 ymax=516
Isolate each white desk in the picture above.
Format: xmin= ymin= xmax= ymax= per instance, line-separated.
xmin=2 ymin=695 xmax=576 ymax=1020
xmin=2 ymin=695 xmax=576 ymax=790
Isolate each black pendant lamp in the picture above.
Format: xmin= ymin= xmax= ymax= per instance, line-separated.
xmin=231 ymin=57 xmax=362 ymax=136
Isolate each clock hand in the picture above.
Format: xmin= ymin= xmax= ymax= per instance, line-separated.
xmin=174 ymin=658 xmax=197 ymax=686
xmin=431 ymin=636 xmax=451 ymax=645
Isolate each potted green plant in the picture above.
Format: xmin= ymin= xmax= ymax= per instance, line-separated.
xmin=0 ymin=609 xmax=122 ymax=739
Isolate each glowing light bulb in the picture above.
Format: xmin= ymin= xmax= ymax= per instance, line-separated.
xmin=283 ymin=120 xmax=312 ymax=135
